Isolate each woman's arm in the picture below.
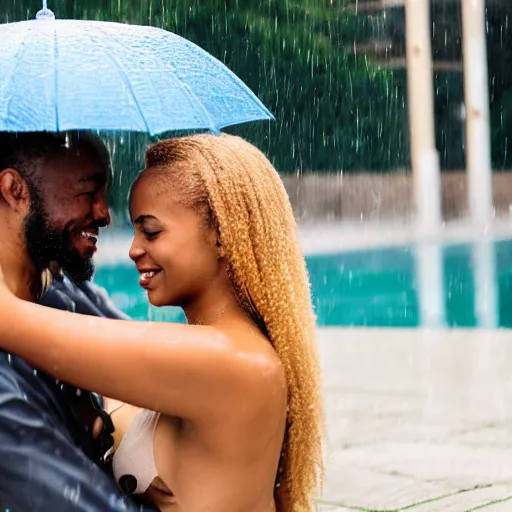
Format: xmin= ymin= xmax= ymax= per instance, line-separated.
xmin=0 ymin=280 xmax=271 ymax=422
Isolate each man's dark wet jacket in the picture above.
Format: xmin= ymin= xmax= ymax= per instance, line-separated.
xmin=39 ymin=272 xmax=131 ymax=319
xmin=0 ymin=275 xmax=153 ymax=511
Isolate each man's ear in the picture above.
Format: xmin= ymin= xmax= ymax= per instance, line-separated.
xmin=0 ymin=169 xmax=31 ymax=212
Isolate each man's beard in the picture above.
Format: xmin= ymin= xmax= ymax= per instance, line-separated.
xmin=23 ymin=188 xmax=95 ymax=283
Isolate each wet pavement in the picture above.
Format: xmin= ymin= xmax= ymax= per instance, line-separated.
xmin=316 ymin=328 xmax=512 ymax=511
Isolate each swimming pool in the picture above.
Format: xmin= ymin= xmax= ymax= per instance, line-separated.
xmin=93 ymin=238 xmax=512 ymax=328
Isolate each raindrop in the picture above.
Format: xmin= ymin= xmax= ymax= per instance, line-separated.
xmin=63 ymin=484 xmax=81 ymax=504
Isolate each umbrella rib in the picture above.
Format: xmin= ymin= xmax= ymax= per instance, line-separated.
xmin=95 ymin=25 xmax=219 ymax=134
xmin=53 ymin=22 xmax=59 ymax=131
xmin=3 ymin=28 xmax=29 ymax=126
xmin=168 ymin=77 xmax=220 ymax=135
xmin=169 ymin=37 xmax=275 ymax=129
xmin=173 ymin=38 xmax=275 ymax=125
xmin=100 ymin=47 xmax=151 ymax=134
xmin=94 ymin=25 xmax=273 ymax=133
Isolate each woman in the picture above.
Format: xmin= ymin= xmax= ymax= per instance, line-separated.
xmin=0 ymin=133 xmax=323 ymax=512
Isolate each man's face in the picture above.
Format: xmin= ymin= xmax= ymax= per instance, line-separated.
xmin=24 ymin=146 xmax=111 ymax=282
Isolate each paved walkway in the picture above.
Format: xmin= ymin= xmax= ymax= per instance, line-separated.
xmin=316 ymin=328 xmax=512 ymax=511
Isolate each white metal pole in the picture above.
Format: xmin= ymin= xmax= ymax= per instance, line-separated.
xmin=416 ymin=242 xmax=446 ymax=328
xmin=473 ymin=240 xmax=498 ymax=328
xmin=462 ymin=0 xmax=493 ymax=225
xmin=405 ymin=0 xmax=442 ymax=235
xmin=471 ymin=239 xmax=499 ymax=329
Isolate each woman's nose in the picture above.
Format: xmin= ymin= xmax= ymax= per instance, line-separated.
xmin=129 ymin=237 xmax=145 ymax=261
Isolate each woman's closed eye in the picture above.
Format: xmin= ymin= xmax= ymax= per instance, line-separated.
xmin=144 ymin=230 xmax=161 ymax=240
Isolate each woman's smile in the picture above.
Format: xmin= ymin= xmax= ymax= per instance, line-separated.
xmin=138 ymin=268 xmax=162 ymax=289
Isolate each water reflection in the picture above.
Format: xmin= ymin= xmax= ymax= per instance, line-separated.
xmin=93 ymin=233 xmax=512 ymax=329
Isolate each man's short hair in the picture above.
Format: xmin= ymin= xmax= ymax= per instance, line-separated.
xmin=0 ymin=131 xmax=111 ymax=187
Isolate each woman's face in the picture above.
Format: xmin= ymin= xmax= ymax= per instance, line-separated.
xmin=128 ymin=174 xmax=220 ymax=308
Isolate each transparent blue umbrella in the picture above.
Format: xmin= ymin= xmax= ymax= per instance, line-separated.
xmin=0 ymin=1 xmax=274 ymax=135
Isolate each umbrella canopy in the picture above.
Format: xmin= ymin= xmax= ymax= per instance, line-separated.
xmin=0 ymin=3 xmax=274 ymax=135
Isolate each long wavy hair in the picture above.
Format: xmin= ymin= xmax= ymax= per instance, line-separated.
xmin=140 ymin=133 xmax=324 ymax=511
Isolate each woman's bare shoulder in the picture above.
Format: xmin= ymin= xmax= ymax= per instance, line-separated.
xmin=219 ymin=323 xmax=287 ymax=406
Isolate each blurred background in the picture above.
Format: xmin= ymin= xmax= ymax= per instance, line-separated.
xmin=5 ymin=2 xmax=512 ymax=510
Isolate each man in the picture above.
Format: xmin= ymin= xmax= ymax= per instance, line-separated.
xmin=33 ymin=131 xmax=129 ymax=318
xmin=0 ymin=131 xmax=151 ymax=511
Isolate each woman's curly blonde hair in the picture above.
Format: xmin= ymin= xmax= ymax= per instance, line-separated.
xmin=142 ymin=133 xmax=324 ymax=511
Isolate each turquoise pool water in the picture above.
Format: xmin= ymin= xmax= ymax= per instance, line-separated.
xmin=93 ymin=239 xmax=512 ymax=327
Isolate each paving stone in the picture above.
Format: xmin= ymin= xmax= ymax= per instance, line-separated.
xmin=316 ymin=329 xmax=512 ymax=510
xmin=315 ymin=504 xmax=354 ymax=512
xmin=319 ymin=465 xmax=454 ymax=510
xmin=448 ymin=424 xmax=512 ymax=448
xmin=408 ymin=485 xmax=512 ymax=511
xmin=335 ymin=442 xmax=512 ymax=489
xmin=315 ymin=504 xmax=336 ymax=511
xmin=475 ymin=498 xmax=512 ymax=511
